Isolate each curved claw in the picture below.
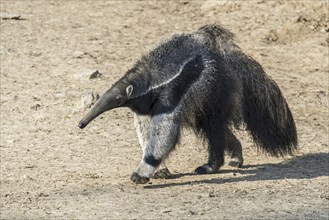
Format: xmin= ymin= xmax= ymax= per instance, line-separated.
xmin=130 ymin=172 xmax=150 ymax=184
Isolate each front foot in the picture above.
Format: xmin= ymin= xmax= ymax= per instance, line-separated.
xmin=153 ymin=168 xmax=171 ymax=179
xmin=195 ymin=163 xmax=219 ymax=174
xmin=130 ymin=172 xmax=150 ymax=184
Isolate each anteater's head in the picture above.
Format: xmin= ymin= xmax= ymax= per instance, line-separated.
xmin=78 ymin=82 xmax=133 ymax=129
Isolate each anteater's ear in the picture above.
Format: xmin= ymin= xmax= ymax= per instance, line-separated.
xmin=126 ymin=85 xmax=134 ymax=98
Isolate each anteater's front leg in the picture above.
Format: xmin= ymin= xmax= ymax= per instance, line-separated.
xmin=131 ymin=113 xmax=180 ymax=184
xmin=134 ymin=113 xmax=151 ymax=151
xmin=134 ymin=114 xmax=172 ymax=179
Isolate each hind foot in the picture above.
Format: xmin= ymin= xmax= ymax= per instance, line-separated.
xmin=228 ymin=157 xmax=243 ymax=168
xmin=153 ymin=168 xmax=171 ymax=179
xmin=195 ymin=164 xmax=220 ymax=174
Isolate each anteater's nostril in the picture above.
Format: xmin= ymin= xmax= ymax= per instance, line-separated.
xmin=78 ymin=121 xmax=86 ymax=129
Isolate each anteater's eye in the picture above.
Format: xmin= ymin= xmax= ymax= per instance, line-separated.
xmin=115 ymin=96 xmax=122 ymax=104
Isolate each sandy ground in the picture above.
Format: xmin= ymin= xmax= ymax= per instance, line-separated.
xmin=0 ymin=1 xmax=328 ymax=219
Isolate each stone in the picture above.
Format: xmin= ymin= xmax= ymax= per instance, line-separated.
xmin=81 ymin=91 xmax=99 ymax=109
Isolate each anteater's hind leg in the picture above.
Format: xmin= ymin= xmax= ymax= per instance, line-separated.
xmin=195 ymin=124 xmax=226 ymax=174
xmin=131 ymin=113 xmax=180 ymax=184
xmin=225 ymin=129 xmax=243 ymax=168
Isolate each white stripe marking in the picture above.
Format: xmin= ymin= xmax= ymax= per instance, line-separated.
xmin=132 ymin=55 xmax=197 ymax=98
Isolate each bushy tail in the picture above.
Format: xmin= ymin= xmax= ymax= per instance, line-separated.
xmin=198 ymin=24 xmax=298 ymax=156
xmin=241 ymin=57 xmax=298 ymax=156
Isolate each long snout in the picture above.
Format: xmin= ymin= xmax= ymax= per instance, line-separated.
xmin=78 ymin=99 xmax=108 ymax=129
xmin=78 ymin=91 xmax=116 ymax=129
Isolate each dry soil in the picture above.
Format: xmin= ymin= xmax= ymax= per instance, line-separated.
xmin=0 ymin=1 xmax=328 ymax=219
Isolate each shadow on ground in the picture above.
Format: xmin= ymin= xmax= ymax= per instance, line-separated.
xmin=145 ymin=152 xmax=329 ymax=189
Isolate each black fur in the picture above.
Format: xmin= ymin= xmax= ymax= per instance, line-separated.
xmin=144 ymin=155 xmax=161 ymax=167
xmin=79 ymin=24 xmax=298 ymax=179
xmin=122 ymin=25 xmax=297 ymax=157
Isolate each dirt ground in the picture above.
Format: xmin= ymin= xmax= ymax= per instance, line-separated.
xmin=0 ymin=1 xmax=328 ymax=219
